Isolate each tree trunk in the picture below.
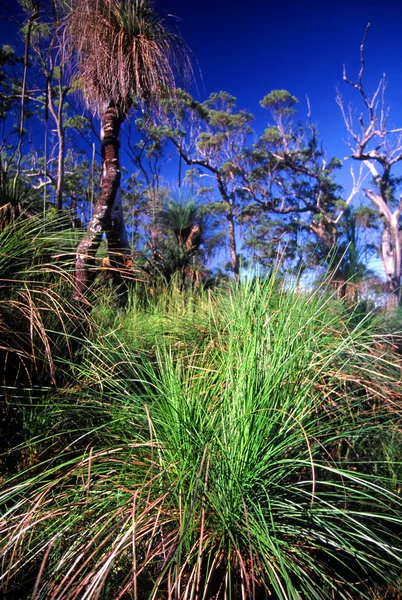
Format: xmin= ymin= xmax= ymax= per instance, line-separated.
xmin=363 ymin=188 xmax=401 ymax=311
xmin=381 ymin=223 xmax=401 ymax=311
xmin=47 ymin=63 xmax=68 ymax=212
xmin=227 ymin=206 xmax=239 ymax=278
xmin=55 ymin=122 xmax=65 ymax=211
xmin=74 ymin=103 xmax=130 ymax=303
xmin=14 ymin=1 xmax=40 ymax=188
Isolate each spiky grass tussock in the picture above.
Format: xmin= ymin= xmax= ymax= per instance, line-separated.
xmin=0 ymin=209 xmax=82 ymax=375
xmin=0 ymin=210 xmax=91 ymax=478
xmin=1 ymin=276 xmax=402 ymax=599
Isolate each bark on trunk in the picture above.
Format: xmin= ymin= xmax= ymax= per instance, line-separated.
xmin=74 ymin=103 xmax=130 ymax=303
xmin=227 ymin=206 xmax=239 ymax=278
xmin=49 ymin=67 xmax=68 ymax=212
xmin=381 ymin=223 xmax=401 ymax=311
xmin=363 ymin=187 xmax=401 ymax=311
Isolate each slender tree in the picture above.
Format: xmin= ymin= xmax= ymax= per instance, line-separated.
xmin=63 ymin=0 xmax=189 ymax=302
xmin=14 ymin=0 xmax=40 ymax=188
xmin=31 ymin=17 xmax=71 ymax=211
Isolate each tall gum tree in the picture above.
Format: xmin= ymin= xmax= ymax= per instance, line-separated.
xmin=239 ymin=90 xmax=362 ymax=271
xmin=159 ymin=90 xmax=254 ymax=277
xmin=14 ymin=0 xmax=40 ymax=188
xmin=337 ymin=24 xmax=402 ymax=310
xmin=248 ymin=92 xmax=361 ymax=241
xmin=158 ymin=89 xmax=363 ymax=276
xmin=62 ymin=0 xmax=189 ymax=303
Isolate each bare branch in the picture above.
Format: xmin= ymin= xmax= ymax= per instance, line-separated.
xmin=364 ymin=187 xmax=393 ymax=224
xmin=389 ymin=151 xmax=402 ymax=167
xmin=363 ymin=159 xmax=380 ymax=180
xmin=370 ymin=74 xmax=385 ymax=116
xmin=334 ymin=163 xmax=366 ymax=224
xmin=306 ymin=95 xmax=311 ymax=121
xmin=336 ymin=90 xmax=359 ymax=145
xmin=359 ymin=23 xmax=371 ymax=88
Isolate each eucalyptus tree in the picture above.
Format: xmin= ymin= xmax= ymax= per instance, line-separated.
xmin=63 ymin=0 xmax=189 ymax=302
xmin=158 ymin=89 xmax=364 ymax=277
xmin=27 ymin=2 xmax=72 ymax=211
xmin=1 ymin=3 xmax=76 ymax=209
xmin=337 ymin=23 xmax=402 ymax=309
xmin=159 ymin=89 xmax=254 ymax=277
xmin=241 ymin=89 xmax=362 ymax=272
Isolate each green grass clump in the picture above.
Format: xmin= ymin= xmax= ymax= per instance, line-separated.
xmin=1 ymin=276 xmax=402 ymax=599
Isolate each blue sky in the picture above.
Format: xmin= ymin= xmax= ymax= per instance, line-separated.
xmin=2 ymin=0 xmax=402 ymax=190
xmin=157 ymin=0 xmax=402 ymax=192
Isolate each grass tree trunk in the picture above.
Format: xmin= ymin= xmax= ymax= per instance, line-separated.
xmin=74 ymin=103 xmax=130 ymax=303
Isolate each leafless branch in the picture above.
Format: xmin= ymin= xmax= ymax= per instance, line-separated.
xmin=334 ymin=163 xmax=366 ymax=224
xmin=359 ymin=23 xmax=371 ymax=90
xmin=336 ymin=90 xmax=359 ymax=145
xmin=343 ymin=23 xmax=371 ymax=108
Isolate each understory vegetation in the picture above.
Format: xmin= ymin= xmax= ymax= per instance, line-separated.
xmin=1 ymin=211 xmax=402 ymax=599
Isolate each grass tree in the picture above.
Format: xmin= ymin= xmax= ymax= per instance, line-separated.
xmin=64 ymin=0 xmax=189 ymax=302
xmin=152 ymin=198 xmax=205 ymax=285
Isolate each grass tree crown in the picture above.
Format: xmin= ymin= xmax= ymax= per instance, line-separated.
xmin=64 ymin=0 xmax=190 ymax=117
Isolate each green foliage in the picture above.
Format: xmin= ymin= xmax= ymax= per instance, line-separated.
xmin=260 ymin=89 xmax=298 ymax=113
xmin=64 ymin=115 xmax=89 ymax=131
xmin=1 ymin=270 xmax=402 ymax=598
xmin=261 ymin=125 xmax=281 ymax=143
xmin=0 ymin=44 xmax=21 ymax=121
xmin=144 ymin=195 xmax=207 ymax=286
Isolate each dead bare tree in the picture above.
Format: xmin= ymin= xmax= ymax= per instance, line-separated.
xmin=337 ymin=23 xmax=402 ymax=310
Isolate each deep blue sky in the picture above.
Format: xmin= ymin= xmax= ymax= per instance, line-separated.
xmin=1 ymin=0 xmax=402 ymax=192
xmin=157 ymin=0 xmax=402 ymax=185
